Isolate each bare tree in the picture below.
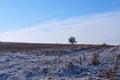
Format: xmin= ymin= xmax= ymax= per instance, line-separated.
xmin=68 ymin=36 xmax=77 ymax=44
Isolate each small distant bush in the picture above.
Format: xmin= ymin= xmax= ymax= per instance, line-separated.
xmin=102 ymin=43 xmax=107 ymax=46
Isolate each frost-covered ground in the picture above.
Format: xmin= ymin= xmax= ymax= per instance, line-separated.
xmin=0 ymin=45 xmax=120 ymax=80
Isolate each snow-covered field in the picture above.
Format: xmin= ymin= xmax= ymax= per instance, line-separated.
xmin=0 ymin=44 xmax=120 ymax=80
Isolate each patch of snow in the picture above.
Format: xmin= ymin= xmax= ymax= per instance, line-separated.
xmin=0 ymin=46 xmax=120 ymax=79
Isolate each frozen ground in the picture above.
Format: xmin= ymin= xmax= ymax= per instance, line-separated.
xmin=0 ymin=45 xmax=120 ymax=80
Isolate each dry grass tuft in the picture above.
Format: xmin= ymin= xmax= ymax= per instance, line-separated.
xmin=117 ymin=54 xmax=120 ymax=60
xmin=67 ymin=62 xmax=74 ymax=69
xmin=79 ymin=56 xmax=82 ymax=64
xmin=103 ymin=65 xmax=117 ymax=80
xmin=83 ymin=53 xmax=86 ymax=60
xmin=110 ymin=46 xmax=118 ymax=53
xmin=86 ymin=77 xmax=94 ymax=80
xmin=58 ymin=53 xmax=61 ymax=58
xmin=48 ymin=76 xmax=55 ymax=80
xmin=91 ymin=52 xmax=100 ymax=65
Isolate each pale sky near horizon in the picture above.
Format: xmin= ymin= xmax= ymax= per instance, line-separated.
xmin=0 ymin=0 xmax=120 ymax=44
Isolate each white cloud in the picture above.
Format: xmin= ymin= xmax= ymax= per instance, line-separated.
xmin=0 ymin=11 xmax=120 ymax=44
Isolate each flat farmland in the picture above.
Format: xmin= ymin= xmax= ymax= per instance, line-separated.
xmin=0 ymin=42 xmax=119 ymax=80
xmin=0 ymin=42 xmax=102 ymax=52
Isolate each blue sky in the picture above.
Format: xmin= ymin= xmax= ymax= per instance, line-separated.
xmin=0 ymin=0 xmax=120 ymax=44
